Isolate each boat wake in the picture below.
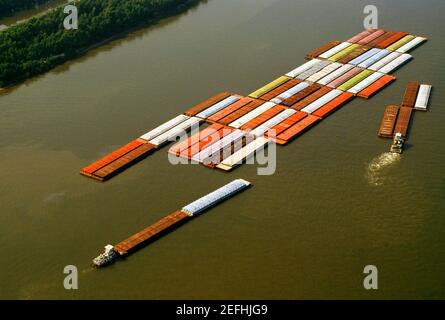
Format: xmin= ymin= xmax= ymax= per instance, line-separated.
xmin=366 ymin=152 xmax=401 ymax=186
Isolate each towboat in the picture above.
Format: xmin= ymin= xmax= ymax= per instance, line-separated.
xmin=92 ymin=245 xmax=119 ymax=267
xmin=390 ymin=132 xmax=404 ymax=154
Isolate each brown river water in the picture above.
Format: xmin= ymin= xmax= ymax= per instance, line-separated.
xmin=0 ymin=0 xmax=444 ymax=299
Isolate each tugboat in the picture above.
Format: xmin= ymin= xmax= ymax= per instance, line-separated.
xmin=92 ymin=245 xmax=119 ymax=267
xmin=390 ymin=132 xmax=405 ymax=154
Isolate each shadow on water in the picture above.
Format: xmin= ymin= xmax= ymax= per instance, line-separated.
xmin=404 ymin=142 xmax=413 ymax=151
xmin=0 ymin=0 xmax=208 ymax=96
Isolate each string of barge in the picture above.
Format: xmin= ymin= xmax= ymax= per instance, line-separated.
xmin=93 ymin=179 xmax=252 ymax=267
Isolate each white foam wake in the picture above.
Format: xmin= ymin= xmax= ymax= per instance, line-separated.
xmin=366 ymin=152 xmax=401 ymax=186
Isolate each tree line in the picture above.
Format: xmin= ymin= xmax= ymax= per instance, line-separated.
xmin=0 ymin=0 xmax=199 ymax=87
xmin=0 ymin=0 xmax=54 ymax=18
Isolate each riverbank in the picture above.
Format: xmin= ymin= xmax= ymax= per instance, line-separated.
xmin=0 ymin=0 xmax=56 ymax=19
xmin=0 ymin=0 xmax=67 ymax=28
xmin=0 ymin=0 xmax=200 ymax=88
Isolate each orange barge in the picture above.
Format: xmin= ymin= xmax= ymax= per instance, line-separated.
xmin=375 ymin=31 xmax=408 ymax=49
xmin=184 ymin=92 xmax=233 ymax=117
xmin=114 ymin=210 xmax=191 ymax=255
xmin=168 ymin=123 xmax=225 ymax=158
xmin=216 ymin=100 xmax=263 ymax=126
xmin=169 ymin=124 xmax=235 ymax=160
xmin=305 ymin=40 xmax=342 ymax=59
xmin=394 ymin=107 xmax=413 ymax=138
xmin=401 ymin=81 xmax=420 ymax=108
xmin=258 ymin=79 xmax=301 ymax=101
xmin=291 ymin=86 xmax=332 ymax=110
xmin=312 ymin=92 xmax=354 ymax=118
xmin=207 ymin=97 xmax=253 ymax=122
xmin=240 ymin=105 xmax=286 ymax=130
xmin=366 ymin=31 xmax=396 ymax=47
xmin=378 ymin=105 xmax=400 ymax=138
xmin=357 ymin=75 xmax=396 ymax=99
xmin=275 ymin=114 xmax=321 ymax=145
xmin=266 ymin=112 xmax=308 ymax=137
xmin=80 ymin=139 xmax=156 ymax=181
xmin=281 ymin=83 xmax=322 ymax=107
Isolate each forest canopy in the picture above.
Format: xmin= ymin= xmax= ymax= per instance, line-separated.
xmin=0 ymin=0 xmax=54 ymax=18
xmin=0 ymin=0 xmax=199 ymax=87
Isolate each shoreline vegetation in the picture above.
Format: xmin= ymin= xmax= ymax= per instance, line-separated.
xmin=0 ymin=0 xmax=200 ymax=88
xmin=0 ymin=0 xmax=55 ymax=19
